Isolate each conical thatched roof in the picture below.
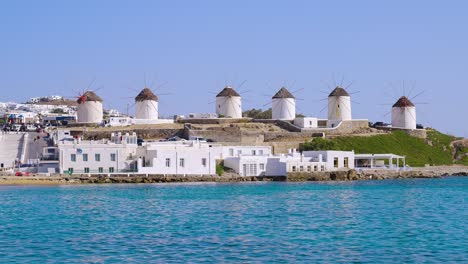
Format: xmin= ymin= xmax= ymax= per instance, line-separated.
xmin=216 ymin=86 xmax=240 ymax=97
xmin=77 ymin=91 xmax=103 ymax=104
xmin=272 ymin=87 xmax=295 ymax=99
xmin=328 ymin=87 xmax=350 ymax=97
xmin=393 ymin=96 xmax=415 ymax=107
xmin=135 ymin=88 xmax=158 ymax=102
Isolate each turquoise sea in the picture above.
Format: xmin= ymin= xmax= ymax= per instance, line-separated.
xmin=0 ymin=177 xmax=467 ymax=263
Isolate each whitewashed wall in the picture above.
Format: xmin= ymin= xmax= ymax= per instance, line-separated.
xmin=135 ymin=100 xmax=158 ymax=120
xmin=272 ymin=98 xmax=296 ymax=120
xmin=294 ymin=117 xmax=318 ymax=128
xmin=77 ymin=101 xmax=103 ymax=123
xmin=215 ymin=96 xmax=242 ymax=118
xmin=59 ymin=142 xmax=137 ymax=174
xmin=328 ymin=96 xmax=352 ymax=123
xmin=136 ymin=142 xmax=216 ymax=175
xmin=391 ymin=107 xmax=416 ymax=129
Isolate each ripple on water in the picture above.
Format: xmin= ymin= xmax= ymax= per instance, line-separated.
xmin=0 ymin=177 xmax=467 ymax=263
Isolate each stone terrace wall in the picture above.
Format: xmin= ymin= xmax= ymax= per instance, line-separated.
xmin=75 ymin=128 xmax=184 ymax=140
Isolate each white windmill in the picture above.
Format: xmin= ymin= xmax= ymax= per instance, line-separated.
xmin=135 ymin=88 xmax=159 ymax=120
xmin=76 ymin=91 xmax=103 ymax=123
xmin=215 ymin=86 xmax=242 ymax=118
xmin=272 ymin=87 xmax=296 ymax=120
xmin=328 ymin=86 xmax=352 ymax=126
xmin=391 ymin=96 xmax=416 ymax=129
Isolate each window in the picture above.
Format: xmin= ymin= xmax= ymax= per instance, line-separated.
xmin=165 ymin=158 xmax=170 ymax=167
xmin=309 ymin=121 xmax=313 ymax=125
xmin=314 ymin=165 xmax=318 ymax=171
xmin=252 ymin=150 xmax=256 ymax=156
xmin=179 ymin=158 xmax=185 ymax=167
xmin=202 ymin=158 xmax=207 ymax=167
xmin=321 ymin=165 xmax=325 ymax=171
xmin=237 ymin=150 xmax=242 ymax=155
xmin=334 ymin=157 xmax=339 ymax=168
xmin=110 ymin=153 xmax=116 ymax=162
xmin=83 ymin=154 xmax=88 ymax=162
xmin=259 ymin=163 xmax=265 ymax=170
xmin=98 ymin=167 xmax=103 ymax=173
xmin=229 ymin=148 xmax=234 ymax=156
xmin=71 ymin=154 xmax=76 ymax=162
xmin=307 ymin=166 xmax=311 ymax=172
xmin=84 ymin=167 xmax=90 ymax=173
xmin=95 ymin=154 xmax=101 ymax=162
xmin=67 ymin=168 xmax=74 ymax=174
xmin=243 ymin=164 xmax=258 ymax=176
xmin=300 ymin=166 xmax=304 ymax=172
xmin=344 ymin=157 xmax=349 ymax=168
xmin=109 ymin=167 xmax=114 ymax=173
xmin=259 ymin=150 xmax=264 ymax=155
xmin=292 ymin=166 xmax=296 ymax=172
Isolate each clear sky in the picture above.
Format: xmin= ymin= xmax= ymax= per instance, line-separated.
xmin=1 ymin=0 xmax=467 ymax=136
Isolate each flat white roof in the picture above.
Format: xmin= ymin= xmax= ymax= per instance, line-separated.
xmin=355 ymin=153 xmax=405 ymax=159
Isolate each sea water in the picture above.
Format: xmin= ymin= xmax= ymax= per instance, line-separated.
xmin=0 ymin=177 xmax=466 ymax=263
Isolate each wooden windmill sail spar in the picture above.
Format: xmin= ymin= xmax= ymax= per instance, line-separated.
xmin=272 ymin=87 xmax=296 ymax=120
xmin=135 ymin=88 xmax=159 ymax=120
xmin=215 ymin=86 xmax=242 ymax=118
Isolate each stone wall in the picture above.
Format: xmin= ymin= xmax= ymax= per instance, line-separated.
xmin=74 ymin=128 xmax=184 ymax=140
xmin=178 ymin=118 xmax=251 ymax=125
xmin=375 ymin=127 xmax=427 ymax=139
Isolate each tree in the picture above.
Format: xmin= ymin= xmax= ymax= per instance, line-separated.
xmin=299 ymin=137 xmax=341 ymax=151
xmin=243 ymin=108 xmax=272 ymax=119
xmin=51 ymin=108 xmax=65 ymax=114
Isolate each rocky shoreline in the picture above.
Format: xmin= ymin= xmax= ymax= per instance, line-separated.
xmin=0 ymin=166 xmax=467 ymax=185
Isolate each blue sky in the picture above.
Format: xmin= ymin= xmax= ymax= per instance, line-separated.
xmin=1 ymin=0 xmax=467 ymax=136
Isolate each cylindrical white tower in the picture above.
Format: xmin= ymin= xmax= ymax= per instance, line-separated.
xmin=272 ymin=87 xmax=296 ymax=120
xmin=215 ymin=86 xmax=242 ymax=118
xmin=135 ymin=88 xmax=159 ymax=120
xmin=391 ymin=96 xmax=416 ymax=129
xmin=328 ymin=87 xmax=352 ymax=122
xmin=76 ymin=91 xmax=103 ymax=123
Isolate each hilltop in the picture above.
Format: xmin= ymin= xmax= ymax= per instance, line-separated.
xmin=301 ymin=130 xmax=467 ymax=167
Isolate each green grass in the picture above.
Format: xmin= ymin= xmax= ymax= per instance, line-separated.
xmin=302 ymin=130 xmax=464 ymax=167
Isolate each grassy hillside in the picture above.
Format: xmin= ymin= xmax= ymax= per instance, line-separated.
xmin=301 ymin=130 xmax=466 ymax=167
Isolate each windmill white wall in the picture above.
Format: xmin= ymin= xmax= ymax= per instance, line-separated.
xmin=271 ymin=87 xmax=296 ymax=120
xmin=272 ymin=98 xmax=296 ymax=120
xmin=77 ymin=101 xmax=103 ymax=123
xmin=135 ymin=100 xmax=159 ymax=120
xmin=216 ymin=96 xmax=242 ymax=118
xmin=215 ymin=86 xmax=242 ymax=118
xmin=327 ymin=87 xmax=352 ymax=125
xmin=391 ymin=107 xmax=416 ymax=129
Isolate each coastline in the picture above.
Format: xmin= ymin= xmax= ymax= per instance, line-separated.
xmin=1 ymin=165 xmax=467 ymax=185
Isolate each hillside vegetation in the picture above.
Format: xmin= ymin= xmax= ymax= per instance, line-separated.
xmin=300 ymin=130 xmax=467 ymax=167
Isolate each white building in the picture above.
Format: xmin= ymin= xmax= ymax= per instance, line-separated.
xmin=184 ymin=113 xmax=219 ymax=119
xmin=293 ymin=117 xmax=318 ymax=129
xmin=135 ymin=88 xmax=159 ymax=120
xmin=272 ymin=87 xmax=296 ymax=120
xmin=217 ymin=145 xmax=272 ymax=159
xmin=136 ymin=141 xmax=219 ymax=175
xmin=58 ymin=132 xmax=138 ymax=174
xmin=224 ymin=149 xmax=355 ymax=177
xmin=109 ymin=117 xmax=132 ymax=127
xmin=328 ymin=87 xmax=352 ymax=127
xmin=215 ymin=86 xmax=242 ymax=118
xmin=76 ymin=91 xmax=103 ymax=124
xmin=391 ymin=96 xmax=416 ymax=130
